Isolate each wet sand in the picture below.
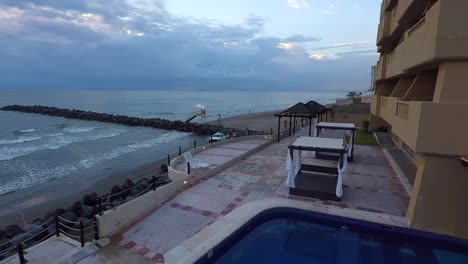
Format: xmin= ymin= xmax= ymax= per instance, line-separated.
xmin=0 ymin=110 xmax=283 ymax=226
xmin=213 ymin=111 xmax=280 ymax=132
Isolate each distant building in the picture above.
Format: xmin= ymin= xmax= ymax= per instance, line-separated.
xmin=370 ymin=0 xmax=468 ymax=239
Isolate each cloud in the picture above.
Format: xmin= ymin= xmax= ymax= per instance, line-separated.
xmin=314 ymin=41 xmax=372 ymax=50
xmin=286 ymin=0 xmax=310 ymax=9
xmin=0 ymin=0 xmax=376 ymax=91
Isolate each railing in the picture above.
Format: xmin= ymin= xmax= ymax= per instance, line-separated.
xmin=381 ymin=97 xmax=388 ymax=109
xmin=396 ymin=101 xmax=410 ymax=120
xmin=96 ymin=177 xmax=171 ymax=215
xmin=0 ymin=215 xmax=99 ymax=264
xmin=408 ymin=17 xmax=425 ymax=37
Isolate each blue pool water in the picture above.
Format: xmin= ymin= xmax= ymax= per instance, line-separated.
xmin=197 ymin=208 xmax=468 ymax=264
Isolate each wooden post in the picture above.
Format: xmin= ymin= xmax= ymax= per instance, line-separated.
xmin=167 ymin=155 xmax=171 ymax=166
xmin=288 ymin=115 xmax=292 ymax=136
xmin=277 ymin=116 xmax=281 ymax=143
xmin=80 ymin=221 xmax=85 ymax=247
xmin=308 ymin=117 xmax=312 ymax=136
xmin=178 ymin=146 xmax=182 ymax=156
xmin=152 ymin=176 xmax=156 ymax=190
xmin=193 ymin=140 xmax=197 ymax=149
xmin=17 ymin=243 xmax=26 ymax=264
xmin=55 ymin=216 xmax=60 ymax=237
xmin=351 ymin=129 xmax=356 ymax=161
xmin=98 ymin=198 xmax=103 ymax=215
xmin=93 ymin=217 xmax=99 ymax=241
xmin=187 ymin=162 xmax=191 ymax=175
xmin=293 ymin=114 xmax=296 ymax=134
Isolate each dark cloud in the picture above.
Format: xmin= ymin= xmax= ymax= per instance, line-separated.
xmin=0 ymin=0 xmax=375 ymax=90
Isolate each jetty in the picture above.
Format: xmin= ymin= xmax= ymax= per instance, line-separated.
xmin=0 ymin=105 xmax=254 ymax=136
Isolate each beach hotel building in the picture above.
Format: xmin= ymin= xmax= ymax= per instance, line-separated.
xmin=369 ymin=0 xmax=468 ymax=239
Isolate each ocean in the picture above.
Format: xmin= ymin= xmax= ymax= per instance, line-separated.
xmin=0 ymin=89 xmax=346 ymax=223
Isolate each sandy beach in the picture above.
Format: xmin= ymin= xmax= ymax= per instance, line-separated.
xmin=0 ymin=111 xmax=283 ymax=226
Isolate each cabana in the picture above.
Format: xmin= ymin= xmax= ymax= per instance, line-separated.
xmin=275 ymin=101 xmax=326 ymax=142
xmin=287 ymin=136 xmax=347 ymax=201
xmin=306 ymin=100 xmax=329 ymax=122
xmin=316 ymin=122 xmax=357 ymax=162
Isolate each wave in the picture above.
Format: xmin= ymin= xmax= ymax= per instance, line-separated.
xmin=0 ymin=131 xmax=190 ymax=195
xmin=0 ymin=136 xmax=42 ymax=145
xmin=0 ymin=131 xmax=124 ymax=161
xmin=79 ymin=131 xmax=189 ymax=169
xmin=0 ymin=163 xmax=80 ymax=196
xmin=63 ymin=127 xmax=96 ymax=133
xmin=18 ymin=128 xmax=36 ymax=133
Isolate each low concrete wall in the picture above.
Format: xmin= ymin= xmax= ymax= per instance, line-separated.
xmin=168 ymin=134 xmax=276 ymax=180
xmin=96 ymin=134 xmax=275 ymax=238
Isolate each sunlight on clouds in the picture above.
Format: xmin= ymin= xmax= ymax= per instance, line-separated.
xmin=287 ymin=0 xmax=310 ymax=9
xmin=309 ymin=54 xmax=324 ymax=60
xmin=277 ymin=42 xmax=297 ymax=49
xmin=81 ymin=13 xmax=93 ymax=18
xmin=223 ymin=41 xmax=240 ymax=47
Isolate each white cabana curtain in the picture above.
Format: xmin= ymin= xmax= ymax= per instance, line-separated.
xmin=286 ymin=150 xmax=301 ymax=188
xmin=336 ymin=152 xmax=348 ymax=198
xmin=313 ymin=117 xmax=318 ymax=137
xmin=344 ymin=130 xmax=353 ymax=156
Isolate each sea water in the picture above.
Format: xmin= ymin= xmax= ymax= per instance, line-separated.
xmin=0 ymin=89 xmax=347 ymax=221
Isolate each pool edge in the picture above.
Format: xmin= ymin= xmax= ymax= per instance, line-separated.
xmin=164 ymin=197 xmax=409 ymax=264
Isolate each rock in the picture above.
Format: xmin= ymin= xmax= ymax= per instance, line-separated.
xmin=0 ymin=105 xmax=251 ymax=136
xmin=110 ymin=185 xmax=122 ymax=201
xmin=74 ymin=217 xmax=92 ymax=229
xmin=90 ymin=192 xmax=98 ymax=206
xmin=83 ymin=194 xmax=95 ymax=207
xmin=23 ymin=224 xmax=48 ymax=243
xmin=0 ymin=229 xmax=4 ymax=240
xmin=32 ymin=218 xmax=45 ymax=226
xmin=160 ymin=164 xmax=168 ymax=173
xmin=79 ymin=206 xmax=94 ymax=218
xmin=4 ymin=225 xmax=22 ymax=239
xmin=60 ymin=211 xmax=78 ymax=226
xmin=56 ymin=208 xmax=66 ymax=216
xmin=9 ymin=232 xmax=31 ymax=246
xmin=0 ymin=238 xmax=10 ymax=251
xmin=72 ymin=201 xmax=83 ymax=214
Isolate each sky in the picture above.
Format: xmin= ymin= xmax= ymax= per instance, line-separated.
xmin=0 ymin=0 xmax=380 ymax=91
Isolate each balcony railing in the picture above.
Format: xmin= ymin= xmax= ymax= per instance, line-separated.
xmin=396 ymin=101 xmax=410 ymax=120
xmin=371 ymin=95 xmax=381 ymax=116
xmin=374 ymin=57 xmax=387 ymax=81
xmin=377 ymin=97 xmax=468 ymax=155
xmin=377 ymin=11 xmax=391 ymax=45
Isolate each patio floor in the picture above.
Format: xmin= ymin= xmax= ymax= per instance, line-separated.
xmin=84 ymin=128 xmax=410 ymax=263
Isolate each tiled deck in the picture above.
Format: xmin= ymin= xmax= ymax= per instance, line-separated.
xmin=173 ymin=139 xmax=269 ymax=173
xmin=88 ymin=128 xmax=410 ymax=263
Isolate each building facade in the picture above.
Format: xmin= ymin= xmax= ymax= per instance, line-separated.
xmin=369 ymin=0 xmax=468 ymax=239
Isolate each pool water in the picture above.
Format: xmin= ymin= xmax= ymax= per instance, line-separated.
xmin=197 ymin=209 xmax=468 ymax=264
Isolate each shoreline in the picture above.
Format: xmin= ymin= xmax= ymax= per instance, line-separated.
xmin=0 ymin=110 xmax=283 ymax=226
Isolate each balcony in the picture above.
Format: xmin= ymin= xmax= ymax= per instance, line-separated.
xmin=371 ymin=95 xmax=381 ymax=116
xmin=379 ymin=98 xmax=468 ymax=155
xmin=398 ymin=0 xmax=468 ymax=72
xmin=377 ymin=11 xmax=391 ymax=45
xmin=386 ymin=50 xmax=403 ymax=78
xmin=374 ymin=56 xmax=387 ymax=81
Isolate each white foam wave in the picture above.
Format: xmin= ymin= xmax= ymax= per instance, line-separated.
xmin=46 ymin=133 xmax=64 ymax=137
xmin=18 ymin=128 xmax=36 ymax=133
xmin=0 ymin=131 xmax=124 ymax=161
xmin=0 ymin=163 xmax=80 ymax=196
xmin=0 ymin=131 xmax=190 ymax=195
xmin=0 ymin=136 xmax=42 ymax=145
xmin=80 ymin=131 xmax=189 ymax=169
xmin=63 ymin=127 xmax=96 ymax=133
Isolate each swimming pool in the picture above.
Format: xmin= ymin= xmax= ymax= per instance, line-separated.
xmin=196 ymin=208 xmax=468 ymax=264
